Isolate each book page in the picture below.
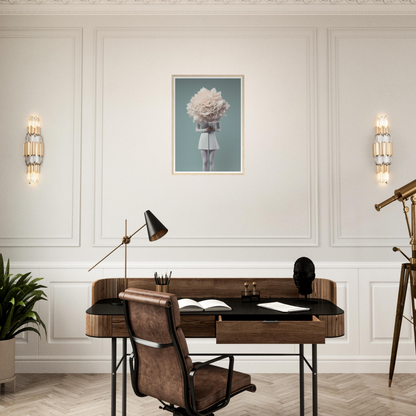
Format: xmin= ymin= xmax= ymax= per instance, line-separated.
xmin=257 ymin=301 xmax=310 ymax=313
xmin=178 ymin=299 xmax=203 ymax=310
xmin=198 ymin=299 xmax=231 ymax=310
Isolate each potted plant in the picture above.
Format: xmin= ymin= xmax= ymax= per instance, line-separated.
xmin=0 ymin=254 xmax=47 ymax=386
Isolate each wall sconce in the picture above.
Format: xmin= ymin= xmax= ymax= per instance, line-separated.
xmin=24 ymin=116 xmax=44 ymax=185
xmin=373 ymin=115 xmax=392 ymax=184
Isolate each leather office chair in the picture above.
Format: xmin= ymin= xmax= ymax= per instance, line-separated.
xmin=119 ymin=288 xmax=256 ymax=416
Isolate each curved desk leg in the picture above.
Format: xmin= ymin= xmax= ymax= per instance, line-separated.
xmin=299 ymin=344 xmax=304 ymax=416
xmin=312 ymin=344 xmax=318 ymax=416
xmin=111 ymin=338 xmax=117 ymax=416
xmin=122 ymin=338 xmax=127 ymax=416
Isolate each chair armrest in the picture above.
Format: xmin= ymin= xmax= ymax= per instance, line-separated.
xmin=188 ymin=355 xmax=234 ymax=415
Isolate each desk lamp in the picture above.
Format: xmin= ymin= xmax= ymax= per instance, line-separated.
xmin=88 ymin=210 xmax=168 ymax=302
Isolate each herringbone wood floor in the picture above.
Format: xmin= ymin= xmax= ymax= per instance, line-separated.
xmin=1 ymin=373 xmax=416 ymax=415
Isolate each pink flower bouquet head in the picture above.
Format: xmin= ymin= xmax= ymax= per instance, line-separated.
xmin=187 ymin=87 xmax=230 ymax=124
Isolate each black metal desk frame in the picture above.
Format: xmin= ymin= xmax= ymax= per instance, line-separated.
xmin=87 ymin=296 xmax=342 ymax=416
xmin=111 ymin=341 xmax=317 ymax=416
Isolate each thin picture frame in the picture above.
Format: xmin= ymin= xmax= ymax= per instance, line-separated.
xmin=172 ymin=75 xmax=244 ymax=175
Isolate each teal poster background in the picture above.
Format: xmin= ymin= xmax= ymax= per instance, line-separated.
xmin=174 ymin=77 xmax=243 ymax=173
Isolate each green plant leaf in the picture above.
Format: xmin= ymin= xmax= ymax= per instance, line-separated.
xmin=5 ymin=258 xmax=10 ymax=279
xmin=11 ymin=273 xmax=32 ymax=288
xmin=26 ymin=278 xmax=44 ymax=286
xmin=4 ymin=288 xmax=19 ymax=305
xmin=33 ymin=311 xmax=47 ymax=337
xmin=12 ymin=326 xmax=42 ymax=338
xmin=0 ymin=254 xmax=4 ymax=286
xmin=0 ymin=256 xmax=48 ymax=340
xmin=8 ymin=317 xmax=38 ymax=336
xmin=0 ymin=301 xmax=14 ymax=339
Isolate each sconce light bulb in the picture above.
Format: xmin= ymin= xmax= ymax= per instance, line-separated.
xmin=377 ymin=171 xmax=389 ymax=185
xmin=27 ymin=171 xmax=39 ymax=185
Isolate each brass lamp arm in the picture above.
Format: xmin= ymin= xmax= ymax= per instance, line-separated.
xmin=88 ymin=241 xmax=125 ymax=272
xmin=128 ymin=223 xmax=146 ymax=240
xmin=88 ymin=223 xmax=147 ymax=273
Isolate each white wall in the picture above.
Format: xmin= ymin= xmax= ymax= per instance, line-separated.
xmin=1 ymin=9 xmax=416 ymax=373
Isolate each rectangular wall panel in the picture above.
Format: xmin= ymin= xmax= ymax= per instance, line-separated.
xmin=359 ymin=268 xmax=415 ymax=358
xmin=52 ymin=283 xmax=91 ymax=341
xmin=37 ymin=268 xmax=105 ymax=358
xmin=314 ymin=268 xmax=360 ymax=358
xmin=329 ymin=29 xmax=416 ymax=247
xmin=0 ymin=29 xmax=82 ymax=247
xmin=371 ymin=283 xmax=412 ymax=341
xmin=94 ymin=28 xmax=318 ymax=247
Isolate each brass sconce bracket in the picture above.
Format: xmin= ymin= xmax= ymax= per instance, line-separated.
xmin=24 ymin=115 xmax=43 ymax=185
xmin=373 ymin=116 xmax=392 ymax=184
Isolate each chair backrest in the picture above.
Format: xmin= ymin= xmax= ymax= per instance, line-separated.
xmin=119 ymin=288 xmax=193 ymax=409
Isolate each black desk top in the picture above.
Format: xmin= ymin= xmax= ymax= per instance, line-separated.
xmin=86 ymin=298 xmax=343 ymax=319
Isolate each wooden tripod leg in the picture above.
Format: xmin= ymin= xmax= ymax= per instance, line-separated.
xmin=410 ymin=270 xmax=416 ymax=355
xmin=389 ymin=264 xmax=409 ymax=387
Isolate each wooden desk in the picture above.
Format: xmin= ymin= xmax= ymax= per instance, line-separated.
xmin=86 ymin=278 xmax=344 ymax=416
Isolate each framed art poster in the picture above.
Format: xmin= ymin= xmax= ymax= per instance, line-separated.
xmin=173 ymin=75 xmax=244 ymax=174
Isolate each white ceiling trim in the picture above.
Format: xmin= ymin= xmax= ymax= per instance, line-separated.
xmin=1 ymin=1 xmax=416 ymax=16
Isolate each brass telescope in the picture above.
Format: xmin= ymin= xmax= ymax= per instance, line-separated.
xmin=375 ymin=178 xmax=416 ymax=387
xmin=375 ymin=178 xmax=416 ymax=211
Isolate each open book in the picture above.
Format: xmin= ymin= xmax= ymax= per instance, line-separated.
xmin=257 ymin=301 xmax=310 ymax=313
xmin=178 ymin=299 xmax=232 ymax=312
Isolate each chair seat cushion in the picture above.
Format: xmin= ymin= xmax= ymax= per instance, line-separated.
xmin=192 ymin=364 xmax=254 ymax=412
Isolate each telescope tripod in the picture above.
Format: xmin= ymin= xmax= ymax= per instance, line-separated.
xmin=388 ymin=262 xmax=416 ymax=387
xmin=376 ymin=182 xmax=416 ymax=386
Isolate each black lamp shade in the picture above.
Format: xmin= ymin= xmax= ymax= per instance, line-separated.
xmin=144 ymin=210 xmax=168 ymax=242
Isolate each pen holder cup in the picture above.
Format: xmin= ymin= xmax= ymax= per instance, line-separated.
xmin=156 ymin=285 xmax=169 ymax=293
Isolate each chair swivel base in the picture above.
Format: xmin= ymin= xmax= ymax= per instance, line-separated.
xmin=159 ymin=402 xmax=214 ymax=416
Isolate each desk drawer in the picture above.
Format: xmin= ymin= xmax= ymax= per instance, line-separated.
xmin=216 ymin=316 xmax=325 ymax=344
xmin=181 ymin=315 xmax=216 ymax=338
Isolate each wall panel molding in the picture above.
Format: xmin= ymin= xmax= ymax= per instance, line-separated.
xmin=0 ymin=28 xmax=82 ymax=247
xmin=9 ymin=260 xmax=405 ymax=270
xmin=329 ymin=28 xmax=416 ymax=247
xmin=3 ymin=2 xmax=416 ymax=17
xmin=93 ymin=27 xmax=318 ymax=247
xmin=371 ymin=282 xmax=413 ymax=342
xmin=359 ymin=268 xmax=415 ymax=358
xmin=2 ymin=0 xmax=416 ymax=5
xmin=10 ymin=261 xmax=416 ymax=374
xmin=50 ymin=282 xmax=91 ymax=342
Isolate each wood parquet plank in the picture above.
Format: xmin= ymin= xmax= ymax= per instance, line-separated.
xmin=1 ymin=373 xmax=416 ymax=415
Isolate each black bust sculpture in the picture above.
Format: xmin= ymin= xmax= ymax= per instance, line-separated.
xmin=293 ymin=257 xmax=315 ymax=297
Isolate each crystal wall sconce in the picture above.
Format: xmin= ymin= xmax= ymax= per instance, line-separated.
xmin=373 ymin=115 xmax=392 ymax=184
xmin=24 ymin=116 xmax=44 ymax=185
